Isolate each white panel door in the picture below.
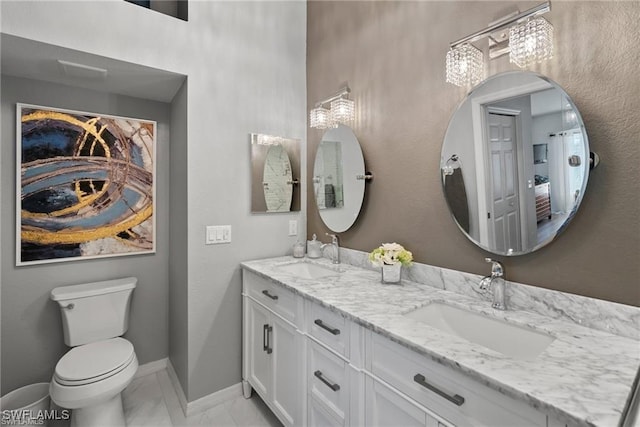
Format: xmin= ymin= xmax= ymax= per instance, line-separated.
xmin=486 ymin=112 xmax=522 ymax=253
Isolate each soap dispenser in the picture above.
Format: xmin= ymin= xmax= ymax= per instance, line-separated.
xmin=307 ymin=234 xmax=322 ymax=258
xmin=292 ymin=241 xmax=305 ymax=258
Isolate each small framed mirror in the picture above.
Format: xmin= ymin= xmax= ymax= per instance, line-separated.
xmin=250 ymin=133 xmax=301 ymax=213
xmin=441 ymin=71 xmax=591 ymax=256
xmin=313 ymin=124 xmax=368 ymax=232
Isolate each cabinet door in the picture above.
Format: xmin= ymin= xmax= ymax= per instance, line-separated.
xmin=366 ymin=377 xmax=427 ymax=427
xmin=271 ymin=314 xmax=302 ymax=427
xmin=247 ymin=299 xmax=271 ymax=399
xmin=309 ymin=396 xmax=343 ymax=427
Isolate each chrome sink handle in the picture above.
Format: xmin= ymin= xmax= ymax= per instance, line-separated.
xmin=479 ymin=275 xmax=492 ymax=291
xmin=321 ymin=233 xmax=340 ymax=264
xmin=484 ymin=258 xmax=504 ymax=278
xmin=481 ymin=258 xmax=506 ymax=310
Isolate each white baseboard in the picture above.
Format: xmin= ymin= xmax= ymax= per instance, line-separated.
xmin=166 ymin=359 xmax=188 ymax=415
xmin=186 ymin=382 xmax=242 ymax=417
xmin=134 ymin=357 xmax=168 ymax=379
xmin=165 ymin=359 xmax=242 ymax=417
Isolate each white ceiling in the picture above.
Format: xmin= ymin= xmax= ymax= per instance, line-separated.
xmin=1 ymin=34 xmax=186 ymax=103
xmin=531 ymin=88 xmax=568 ymax=117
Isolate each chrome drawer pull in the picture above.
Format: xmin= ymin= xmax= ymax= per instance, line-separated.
xmin=314 ymin=319 xmax=340 ymax=335
xmin=262 ymin=290 xmax=279 ymax=300
xmin=314 ymin=370 xmax=340 ymax=392
xmin=263 ymin=324 xmax=273 ymax=354
xmin=413 ymin=374 xmax=465 ymax=406
xmin=263 ymin=324 xmax=269 ymax=352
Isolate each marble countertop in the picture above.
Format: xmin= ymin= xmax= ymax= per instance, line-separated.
xmin=241 ymin=256 xmax=640 ymax=427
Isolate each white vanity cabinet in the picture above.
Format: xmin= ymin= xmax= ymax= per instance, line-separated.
xmin=365 ymin=375 xmax=452 ymax=427
xmin=242 ymin=265 xmax=577 ymax=427
xmin=366 ymin=332 xmax=548 ymax=427
xmin=242 ymin=272 xmax=304 ymax=427
xmin=305 ymin=301 xmax=365 ymax=427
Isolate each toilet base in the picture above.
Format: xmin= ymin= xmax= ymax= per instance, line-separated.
xmin=70 ymin=393 xmax=125 ymax=427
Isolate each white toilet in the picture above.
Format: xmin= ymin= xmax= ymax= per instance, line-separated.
xmin=49 ymin=277 xmax=138 ymax=427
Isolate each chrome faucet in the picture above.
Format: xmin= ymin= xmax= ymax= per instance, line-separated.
xmin=479 ymin=258 xmax=506 ymax=310
xmin=321 ymin=233 xmax=340 ymax=264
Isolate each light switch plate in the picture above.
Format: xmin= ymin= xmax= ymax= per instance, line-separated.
xmin=288 ymin=220 xmax=297 ymax=236
xmin=205 ymin=225 xmax=232 ymax=245
xmin=206 ymin=226 xmax=217 ymax=245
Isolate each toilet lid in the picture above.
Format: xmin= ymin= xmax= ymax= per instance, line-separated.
xmin=55 ymin=337 xmax=134 ymax=383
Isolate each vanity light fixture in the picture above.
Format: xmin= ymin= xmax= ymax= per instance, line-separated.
xmin=310 ymin=86 xmax=354 ymax=129
xmin=509 ymin=16 xmax=554 ymax=67
xmin=446 ymin=1 xmax=553 ymax=87
xmin=330 ymin=97 xmax=355 ymax=124
xmin=255 ymin=134 xmax=288 ymax=146
xmin=446 ymin=44 xmax=484 ymax=87
xmin=309 ymin=106 xmax=333 ymax=130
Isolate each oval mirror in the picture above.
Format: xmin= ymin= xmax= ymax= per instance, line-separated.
xmin=441 ymin=71 xmax=590 ymax=256
xmin=313 ymin=125 xmax=366 ymax=232
xmin=250 ymin=133 xmax=300 ymax=213
xmin=263 ymin=144 xmax=294 ymax=212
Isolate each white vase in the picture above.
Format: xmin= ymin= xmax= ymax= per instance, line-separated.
xmin=381 ymin=263 xmax=402 ymax=284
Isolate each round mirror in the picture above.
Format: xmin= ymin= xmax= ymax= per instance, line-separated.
xmin=441 ymin=71 xmax=590 ymax=256
xmin=313 ymin=125 xmax=365 ymax=232
xmin=263 ymin=144 xmax=293 ymax=212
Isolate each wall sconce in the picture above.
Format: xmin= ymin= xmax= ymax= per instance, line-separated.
xmin=446 ymin=1 xmax=553 ymax=87
xmin=310 ymin=86 xmax=355 ymax=129
xmin=446 ymin=44 xmax=484 ymax=87
xmin=509 ymin=16 xmax=553 ymax=67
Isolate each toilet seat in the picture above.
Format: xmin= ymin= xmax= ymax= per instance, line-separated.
xmin=54 ymin=337 xmax=135 ymax=386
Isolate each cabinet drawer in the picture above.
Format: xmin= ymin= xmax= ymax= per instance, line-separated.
xmin=370 ymin=334 xmax=546 ymax=427
xmin=308 ymin=341 xmax=350 ymax=424
xmin=244 ymin=271 xmax=299 ymax=325
xmin=308 ymin=302 xmax=350 ymax=358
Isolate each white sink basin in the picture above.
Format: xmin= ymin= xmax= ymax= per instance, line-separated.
xmin=276 ymin=261 xmax=341 ymax=280
xmin=404 ymin=303 xmax=554 ymax=360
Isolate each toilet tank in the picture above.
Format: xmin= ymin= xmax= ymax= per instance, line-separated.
xmin=51 ymin=277 xmax=137 ymax=347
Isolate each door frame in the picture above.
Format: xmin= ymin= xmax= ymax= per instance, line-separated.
xmin=470 ymin=80 xmax=550 ymax=247
xmin=484 ymin=107 xmax=525 ymax=252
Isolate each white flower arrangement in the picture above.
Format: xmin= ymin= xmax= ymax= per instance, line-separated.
xmin=369 ymin=243 xmax=413 ymax=267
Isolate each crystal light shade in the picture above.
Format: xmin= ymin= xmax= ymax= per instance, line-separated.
xmin=330 ymin=98 xmax=355 ymax=123
xmin=310 ymin=106 xmax=334 ymax=129
xmin=446 ymin=43 xmax=484 ymax=87
xmin=509 ymin=17 xmax=553 ymax=68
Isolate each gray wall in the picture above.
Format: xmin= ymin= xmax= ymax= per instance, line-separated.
xmin=307 ymin=1 xmax=640 ymax=306
xmin=1 ymin=75 xmax=170 ymax=394
xmin=169 ymin=80 xmax=189 ymax=394
xmin=183 ymin=1 xmax=306 ymax=401
xmin=1 ymin=0 xmax=307 ymax=401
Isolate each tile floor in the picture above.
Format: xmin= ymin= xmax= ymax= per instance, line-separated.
xmin=46 ymin=369 xmax=281 ymax=427
xmin=122 ymin=370 xmax=282 ymax=427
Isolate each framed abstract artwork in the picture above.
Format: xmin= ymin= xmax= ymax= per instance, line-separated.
xmin=17 ymin=104 xmax=156 ymax=266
